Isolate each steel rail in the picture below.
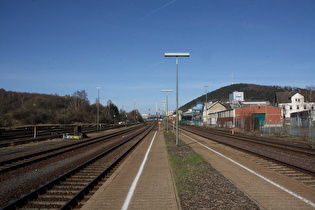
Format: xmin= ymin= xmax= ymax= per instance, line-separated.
xmin=0 ymin=125 xmax=144 ymax=174
xmin=1 ymin=122 xmax=156 ymax=209
xmin=60 ymin=123 xmax=156 ymax=210
xmin=0 ymin=126 xmax=115 ymax=147
xmin=180 ymin=125 xmax=315 ymax=174
xmin=182 ymin=125 xmax=315 ymax=155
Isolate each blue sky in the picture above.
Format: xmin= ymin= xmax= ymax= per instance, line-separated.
xmin=1 ymin=0 xmax=314 ymax=113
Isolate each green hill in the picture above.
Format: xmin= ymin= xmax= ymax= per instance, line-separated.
xmin=179 ymin=83 xmax=298 ymax=112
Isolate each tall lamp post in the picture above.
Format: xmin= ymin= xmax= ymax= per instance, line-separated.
xmin=204 ymin=85 xmax=209 ymax=127
xmin=161 ymin=90 xmax=173 ymax=133
xmin=164 ymin=52 xmax=190 ymax=146
xmin=97 ymin=86 xmax=100 ymax=130
xmin=64 ymin=96 xmax=67 ymax=127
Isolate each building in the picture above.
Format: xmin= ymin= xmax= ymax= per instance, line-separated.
xmin=216 ymin=105 xmax=282 ymax=130
xmin=203 ymin=91 xmax=271 ymax=127
xmin=276 ymin=92 xmax=315 ymax=121
xmin=229 ymin=91 xmax=244 ymax=102
xmin=204 ymin=101 xmax=229 ymax=125
xmin=181 ymin=104 xmax=203 ymax=125
xmin=290 ymin=110 xmax=315 ymax=127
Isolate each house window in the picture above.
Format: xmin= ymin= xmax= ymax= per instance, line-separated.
xmin=297 ymin=105 xmax=299 ymax=110
xmin=290 ymin=105 xmax=292 ymax=110
xmin=304 ymin=105 xmax=307 ymax=109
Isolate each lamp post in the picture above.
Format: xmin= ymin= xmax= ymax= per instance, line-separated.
xmin=164 ymin=52 xmax=190 ymax=146
xmin=161 ymin=90 xmax=173 ymax=133
xmin=64 ymin=96 xmax=67 ymax=127
xmin=97 ymin=86 xmax=100 ymax=130
xmin=133 ymin=100 xmax=136 ymax=124
xmin=204 ymin=85 xmax=209 ymax=127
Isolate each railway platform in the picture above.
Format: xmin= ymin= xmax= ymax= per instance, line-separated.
xmin=180 ymin=130 xmax=315 ymax=210
xmin=81 ymin=129 xmax=180 ymax=210
xmin=81 ymin=127 xmax=315 ymax=209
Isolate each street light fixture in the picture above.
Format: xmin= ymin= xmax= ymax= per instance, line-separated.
xmin=133 ymin=100 xmax=136 ymax=124
xmin=97 ymin=86 xmax=100 ymax=130
xmin=204 ymin=85 xmax=209 ymax=127
xmin=161 ymin=90 xmax=173 ymax=133
xmin=164 ymin=52 xmax=190 ymax=146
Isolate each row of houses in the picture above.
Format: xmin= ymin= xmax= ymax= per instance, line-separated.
xmin=201 ymin=91 xmax=315 ymax=130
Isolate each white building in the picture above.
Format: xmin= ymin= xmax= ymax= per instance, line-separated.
xmin=276 ymin=92 xmax=315 ymax=119
xmin=229 ymin=91 xmax=244 ymax=102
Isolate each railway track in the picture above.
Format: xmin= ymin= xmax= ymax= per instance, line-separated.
xmin=180 ymin=125 xmax=315 ymax=188
xmin=0 ymin=125 xmax=123 ymax=147
xmin=0 ymin=125 xmax=142 ymax=174
xmin=0 ymin=126 xmax=78 ymax=141
xmin=1 ymin=122 xmax=156 ymax=209
xmin=190 ymin=125 xmax=314 ymax=151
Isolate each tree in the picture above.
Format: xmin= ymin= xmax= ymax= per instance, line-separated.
xmin=0 ymin=89 xmax=140 ymax=126
xmin=106 ymin=100 xmax=119 ymax=123
xmin=67 ymin=90 xmax=91 ymax=123
xmin=305 ymin=86 xmax=315 ymax=102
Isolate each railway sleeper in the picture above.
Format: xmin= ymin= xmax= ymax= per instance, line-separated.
xmin=38 ymin=192 xmax=74 ymax=198
xmin=27 ymin=200 xmax=66 ymax=208
xmin=275 ymin=169 xmax=298 ymax=172
xmin=86 ymin=168 xmax=106 ymax=173
xmin=46 ymin=188 xmax=79 ymax=194
xmin=71 ymin=174 xmax=98 ymax=178
xmin=76 ymin=171 xmax=101 ymax=175
xmin=286 ymin=174 xmax=313 ymax=178
xmin=60 ymin=181 xmax=90 ymax=186
xmin=88 ymin=165 xmax=108 ymax=169
xmin=281 ymin=171 xmax=304 ymax=175
xmin=36 ymin=195 xmax=71 ymax=201
xmin=80 ymin=169 xmax=104 ymax=173
xmin=274 ymin=169 xmax=300 ymax=173
xmin=63 ymin=176 xmax=95 ymax=183
xmin=0 ymin=166 xmax=8 ymax=170
xmin=300 ymin=181 xmax=315 ymax=187
xmin=260 ymin=163 xmax=281 ymax=167
xmin=295 ymin=176 xmax=315 ymax=181
xmin=53 ymin=185 xmax=83 ymax=191
xmin=0 ymin=163 xmax=17 ymax=168
xmin=268 ymin=166 xmax=288 ymax=170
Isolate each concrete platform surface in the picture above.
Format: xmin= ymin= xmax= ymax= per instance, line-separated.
xmin=81 ymin=130 xmax=180 ymax=210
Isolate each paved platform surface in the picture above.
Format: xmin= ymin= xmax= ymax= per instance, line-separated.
xmin=81 ymin=130 xmax=180 ymax=210
xmin=180 ymin=130 xmax=315 ymax=210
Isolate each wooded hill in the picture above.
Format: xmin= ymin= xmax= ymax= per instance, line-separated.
xmin=179 ymin=83 xmax=315 ymax=112
xmin=0 ymin=89 xmax=142 ymax=127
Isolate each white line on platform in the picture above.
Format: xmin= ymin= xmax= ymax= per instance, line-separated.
xmin=121 ymin=131 xmax=157 ymax=210
xmin=182 ymin=133 xmax=315 ymax=208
